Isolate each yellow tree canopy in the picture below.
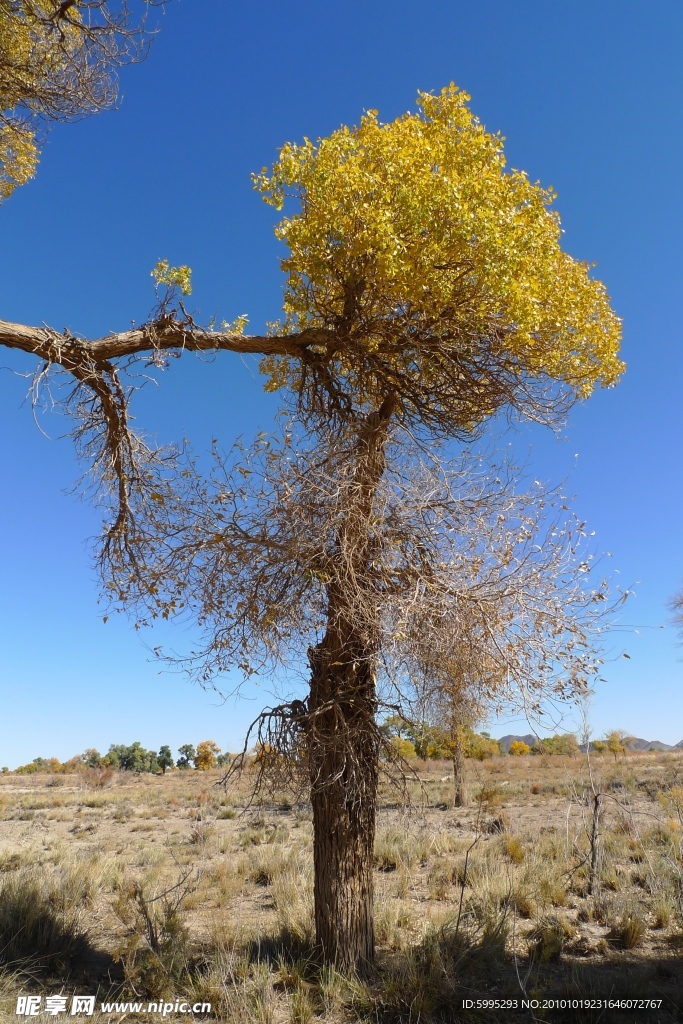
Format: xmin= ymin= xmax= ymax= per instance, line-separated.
xmin=255 ymin=85 xmax=623 ymax=433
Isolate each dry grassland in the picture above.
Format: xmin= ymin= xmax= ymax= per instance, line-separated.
xmin=2 ymin=751 xmax=683 ymax=1022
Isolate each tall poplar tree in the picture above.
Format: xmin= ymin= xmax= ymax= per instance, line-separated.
xmin=0 ymin=85 xmax=623 ymax=971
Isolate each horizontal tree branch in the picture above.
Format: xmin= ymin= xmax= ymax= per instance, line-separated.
xmin=0 ymin=313 xmax=334 ymax=549
xmin=0 ymin=316 xmax=331 ymax=368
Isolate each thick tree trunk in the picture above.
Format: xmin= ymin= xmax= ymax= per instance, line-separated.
xmin=308 ymin=650 xmax=377 ymax=973
xmin=452 ymin=723 xmax=467 ymax=807
xmin=303 ymin=394 xmax=395 ymax=973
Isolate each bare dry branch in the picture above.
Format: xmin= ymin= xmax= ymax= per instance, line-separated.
xmin=98 ymin=416 xmax=619 ymax=783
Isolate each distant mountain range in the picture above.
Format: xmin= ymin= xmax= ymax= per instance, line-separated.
xmin=617 ymin=737 xmax=683 ymax=752
xmin=498 ymin=734 xmax=683 ymax=753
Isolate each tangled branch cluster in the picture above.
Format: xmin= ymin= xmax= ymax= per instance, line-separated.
xmin=95 ymin=414 xmax=618 ymax=789
xmin=21 ymin=327 xmax=177 ymax=571
xmin=283 ymin=305 xmax=579 ymax=441
xmin=4 ymin=303 xmax=621 ymax=804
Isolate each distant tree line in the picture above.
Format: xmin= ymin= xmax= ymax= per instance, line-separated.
xmin=509 ymin=734 xmax=580 ymax=757
xmin=3 ymin=728 xmax=638 ymax=775
xmin=10 ymin=740 xmax=230 ymax=775
xmin=380 ymin=717 xmax=585 ymax=760
xmin=380 ymin=715 xmax=503 ymax=761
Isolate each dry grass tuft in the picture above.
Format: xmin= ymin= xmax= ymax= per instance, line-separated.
xmin=609 ymin=911 xmax=647 ymax=950
xmin=502 ymin=834 xmax=525 ymax=864
xmin=0 ymin=868 xmax=91 ymax=970
xmin=528 ymin=914 xmax=576 ymax=962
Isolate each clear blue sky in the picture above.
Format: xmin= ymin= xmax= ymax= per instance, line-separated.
xmin=1 ymin=0 xmax=682 ymax=767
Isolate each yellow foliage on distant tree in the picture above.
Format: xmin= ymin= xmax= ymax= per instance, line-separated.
xmin=389 ymin=736 xmax=417 ymax=760
xmin=605 ymin=730 xmax=631 ymax=760
xmin=463 ymin=731 xmax=501 ymax=761
xmin=194 ymin=740 xmax=221 ymax=771
xmin=509 ymin=740 xmax=531 ymax=756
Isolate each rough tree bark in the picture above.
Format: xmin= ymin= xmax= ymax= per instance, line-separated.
xmin=308 ymin=649 xmax=378 ymax=972
xmin=305 ymin=394 xmax=395 ymax=972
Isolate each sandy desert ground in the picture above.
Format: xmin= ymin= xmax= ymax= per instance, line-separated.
xmin=2 ymin=751 xmax=683 ymax=1022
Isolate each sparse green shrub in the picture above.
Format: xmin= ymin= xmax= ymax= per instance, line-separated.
xmin=112 ymin=875 xmax=196 ymax=997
